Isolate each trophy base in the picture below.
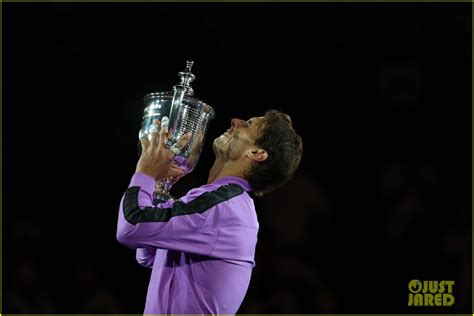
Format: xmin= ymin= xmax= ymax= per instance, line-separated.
xmin=153 ymin=192 xmax=173 ymax=205
xmin=152 ymin=178 xmax=174 ymax=206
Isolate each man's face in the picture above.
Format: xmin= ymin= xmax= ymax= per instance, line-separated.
xmin=213 ymin=116 xmax=266 ymax=160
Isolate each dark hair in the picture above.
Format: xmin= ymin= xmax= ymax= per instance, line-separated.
xmin=244 ymin=110 xmax=303 ymax=196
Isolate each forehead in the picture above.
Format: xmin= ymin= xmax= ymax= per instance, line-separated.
xmin=249 ymin=116 xmax=265 ymax=124
xmin=247 ymin=116 xmax=266 ymax=138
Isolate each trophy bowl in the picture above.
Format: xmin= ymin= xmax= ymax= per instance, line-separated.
xmin=139 ymin=61 xmax=215 ymax=204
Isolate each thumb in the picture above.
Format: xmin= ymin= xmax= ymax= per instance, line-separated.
xmin=167 ymin=166 xmax=186 ymax=179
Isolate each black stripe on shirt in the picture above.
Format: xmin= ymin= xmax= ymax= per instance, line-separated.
xmin=123 ymin=184 xmax=245 ymax=225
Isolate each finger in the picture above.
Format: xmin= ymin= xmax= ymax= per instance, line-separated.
xmin=138 ymin=129 xmax=150 ymax=151
xmin=150 ymin=119 xmax=161 ymax=148
xmin=159 ymin=116 xmax=169 ymax=145
xmin=139 ymin=135 xmax=150 ymax=151
xmin=177 ymin=132 xmax=192 ymax=150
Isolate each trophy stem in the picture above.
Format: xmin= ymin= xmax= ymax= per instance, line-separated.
xmin=153 ymin=178 xmax=174 ymax=205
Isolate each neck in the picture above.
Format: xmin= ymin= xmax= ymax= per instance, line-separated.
xmin=207 ymin=159 xmax=246 ymax=184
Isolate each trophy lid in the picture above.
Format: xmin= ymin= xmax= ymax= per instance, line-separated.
xmin=174 ymin=60 xmax=196 ymax=96
xmin=143 ymin=60 xmax=215 ymax=119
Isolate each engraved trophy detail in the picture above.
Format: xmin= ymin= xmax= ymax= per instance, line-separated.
xmin=139 ymin=61 xmax=215 ymax=204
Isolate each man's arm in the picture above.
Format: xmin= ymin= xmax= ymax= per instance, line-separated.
xmin=116 ymin=172 xmax=245 ymax=256
xmin=117 ymin=119 xmax=244 ymax=255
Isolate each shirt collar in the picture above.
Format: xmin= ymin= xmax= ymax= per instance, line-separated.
xmin=211 ymin=176 xmax=253 ymax=192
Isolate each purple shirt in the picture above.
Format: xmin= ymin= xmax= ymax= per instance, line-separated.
xmin=116 ymin=172 xmax=259 ymax=314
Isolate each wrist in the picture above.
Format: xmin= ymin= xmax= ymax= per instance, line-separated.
xmin=130 ymin=171 xmax=157 ymax=194
xmin=135 ymin=168 xmax=157 ymax=180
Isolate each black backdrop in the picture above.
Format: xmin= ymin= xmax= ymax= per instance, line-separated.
xmin=4 ymin=3 xmax=472 ymax=314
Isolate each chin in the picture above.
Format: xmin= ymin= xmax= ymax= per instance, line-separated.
xmin=212 ymin=137 xmax=222 ymax=151
xmin=214 ymin=133 xmax=226 ymax=143
xmin=213 ymin=136 xmax=227 ymax=154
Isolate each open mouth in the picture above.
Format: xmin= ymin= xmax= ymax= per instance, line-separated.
xmin=222 ymin=128 xmax=234 ymax=139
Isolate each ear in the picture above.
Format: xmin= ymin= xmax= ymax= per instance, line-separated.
xmin=247 ymin=148 xmax=268 ymax=162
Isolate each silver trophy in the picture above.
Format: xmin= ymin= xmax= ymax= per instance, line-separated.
xmin=139 ymin=61 xmax=215 ymax=203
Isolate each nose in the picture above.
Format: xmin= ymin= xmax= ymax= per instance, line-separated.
xmin=231 ymin=118 xmax=247 ymax=128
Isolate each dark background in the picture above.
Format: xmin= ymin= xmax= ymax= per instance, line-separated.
xmin=3 ymin=3 xmax=472 ymax=314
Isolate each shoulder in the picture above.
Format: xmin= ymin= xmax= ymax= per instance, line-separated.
xmin=177 ymin=182 xmax=257 ymax=228
xmin=180 ymin=183 xmax=246 ymax=206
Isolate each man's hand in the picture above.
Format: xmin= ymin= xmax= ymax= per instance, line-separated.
xmin=136 ymin=118 xmax=191 ymax=181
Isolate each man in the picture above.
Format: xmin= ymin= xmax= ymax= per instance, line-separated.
xmin=116 ymin=110 xmax=303 ymax=314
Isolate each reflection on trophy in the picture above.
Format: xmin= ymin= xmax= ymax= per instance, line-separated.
xmin=139 ymin=61 xmax=215 ymax=204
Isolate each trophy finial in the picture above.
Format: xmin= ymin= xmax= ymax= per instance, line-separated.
xmin=175 ymin=60 xmax=196 ymax=96
xmin=185 ymin=60 xmax=194 ymax=72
